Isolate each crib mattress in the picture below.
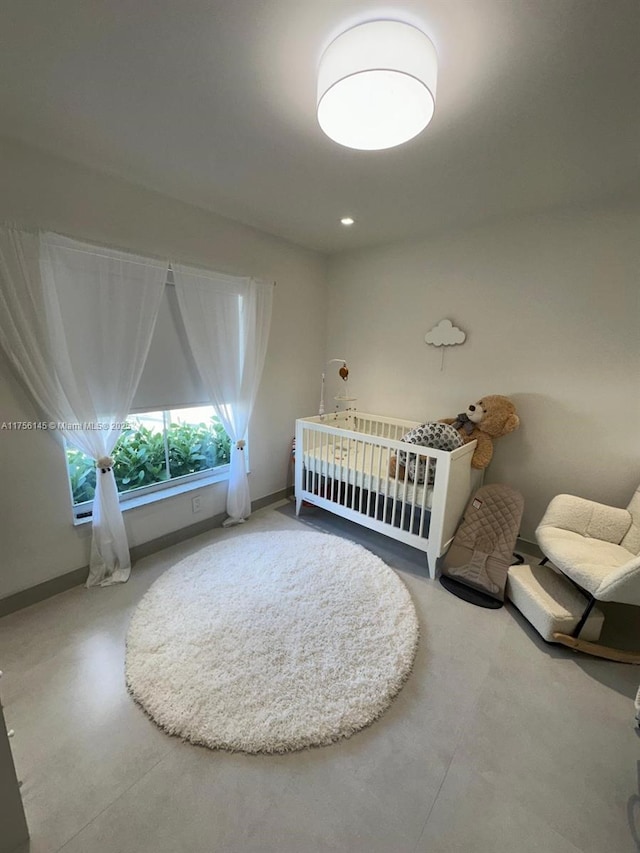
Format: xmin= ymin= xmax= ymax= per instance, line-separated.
xmin=302 ymin=441 xmax=435 ymax=509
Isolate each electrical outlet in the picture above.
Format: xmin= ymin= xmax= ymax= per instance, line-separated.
xmin=191 ymin=496 xmax=202 ymax=514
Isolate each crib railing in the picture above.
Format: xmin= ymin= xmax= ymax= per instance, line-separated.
xmin=294 ymin=412 xmax=477 ymax=577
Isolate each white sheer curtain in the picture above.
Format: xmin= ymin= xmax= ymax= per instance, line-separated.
xmin=0 ymin=229 xmax=65 ymax=419
xmin=0 ymin=227 xmax=167 ymax=586
xmin=172 ymin=264 xmax=272 ymax=525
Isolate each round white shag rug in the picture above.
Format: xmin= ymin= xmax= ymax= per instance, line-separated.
xmin=125 ymin=530 xmax=419 ymax=753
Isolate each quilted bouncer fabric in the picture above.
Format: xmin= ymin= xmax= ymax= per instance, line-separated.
xmin=441 ymin=483 xmax=525 ymax=603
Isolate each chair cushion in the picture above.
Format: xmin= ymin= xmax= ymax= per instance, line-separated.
xmin=622 ymin=487 xmax=640 ymax=555
xmin=536 ymin=527 xmax=633 ymax=596
xmin=537 ymin=494 xmax=631 ymax=544
xmin=506 ymin=563 xmax=604 ymax=642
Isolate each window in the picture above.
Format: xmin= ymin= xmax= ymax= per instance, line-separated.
xmin=67 ymin=405 xmax=231 ymax=517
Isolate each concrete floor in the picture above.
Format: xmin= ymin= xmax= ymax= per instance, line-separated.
xmin=1 ymin=500 xmax=639 ymax=853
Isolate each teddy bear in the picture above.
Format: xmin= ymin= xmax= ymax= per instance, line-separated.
xmin=439 ymin=394 xmax=520 ymax=469
xmin=388 ymin=394 xmax=520 ymax=480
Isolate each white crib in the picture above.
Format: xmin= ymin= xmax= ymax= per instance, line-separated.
xmin=294 ymin=411 xmax=482 ymax=578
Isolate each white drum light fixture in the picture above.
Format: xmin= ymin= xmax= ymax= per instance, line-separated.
xmin=317 ymin=20 xmax=438 ymax=151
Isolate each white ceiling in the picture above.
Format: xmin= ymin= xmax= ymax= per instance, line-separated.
xmin=1 ymin=0 xmax=639 ymax=253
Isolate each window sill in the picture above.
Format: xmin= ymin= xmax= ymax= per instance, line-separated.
xmin=72 ymin=468 xmax=230 ymax=526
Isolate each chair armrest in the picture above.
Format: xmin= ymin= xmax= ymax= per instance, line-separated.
xmin=536 ymin=494 xmax=632 ymax=545
xmin=595 ymin=555 xmax=640 ymax=606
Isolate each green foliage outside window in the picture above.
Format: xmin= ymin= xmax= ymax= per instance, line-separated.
xmin=66 ymin=415 xmax=231 ymax=505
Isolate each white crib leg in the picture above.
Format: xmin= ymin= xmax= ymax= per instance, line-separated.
xmin=426 ymin=546 xmax=439 ymax=580
xmin=295 ymin=496 xmax=303 ymax=516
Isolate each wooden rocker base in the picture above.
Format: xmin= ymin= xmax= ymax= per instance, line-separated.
xmin=552 ymin=633 xmax=640 ymax=664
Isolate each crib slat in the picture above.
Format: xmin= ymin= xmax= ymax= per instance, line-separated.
xmin=336 ymin=433 xmax=344 ymax=506
xmin=408 ymin=451 xmax=419 ymax=533
xmin=418 ymin=454 xmax=430 ymax=537
xmin=374 ymin=441 xmax=383 ymax=520
xmin=383 ymin=443 xmax=392 ymax=524
xmin=348 ymin=438 xmax=356 ymax=511
xmin=303 ymin=426 xmax=307 ymax=492
xmin=399 ymin=451 xmax=410 ymax=530
xmin=305 ymin=427 xmax=311 ymax=492
xmin=320 ymin=431 xmax=327 ymax=500
xmin=331 ymin=433 xmax=338 ymax=503
xmin=316 ymin=427 xmax=321 ymax=494
xmin=366 ymin=441 xmax=374 ymax=517
xmin=358 ymin=440 xmax=365 ymax=514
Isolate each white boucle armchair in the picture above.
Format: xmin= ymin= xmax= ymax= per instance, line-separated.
xmin=535 ymin=486 xmax=640 ymax=663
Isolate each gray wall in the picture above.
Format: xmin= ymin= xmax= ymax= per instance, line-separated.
xmin=1 ymin=133 xmax=638 ymax=598
xmin=0 ymin=137 xmax=328 ymax=599
xmin=326 ymin=203 xmax=640 ymax=540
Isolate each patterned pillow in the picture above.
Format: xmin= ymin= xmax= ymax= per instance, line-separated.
xmin=397 ymin=422 xmax=464 ymax=484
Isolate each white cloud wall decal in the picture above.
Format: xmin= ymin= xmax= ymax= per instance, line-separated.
xmin=424 ymin=318 xmax=466 ymax=346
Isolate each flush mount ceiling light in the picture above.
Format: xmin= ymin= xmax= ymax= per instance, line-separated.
xmin=317 ymin=20 xmax=438 ymax=151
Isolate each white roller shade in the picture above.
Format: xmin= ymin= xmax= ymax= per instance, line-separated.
xmin=133 ymin=280 xmax=208 ymax=411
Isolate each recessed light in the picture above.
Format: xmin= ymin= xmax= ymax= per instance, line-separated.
xmin=341 ymin=217 xmax=355 ymax=226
